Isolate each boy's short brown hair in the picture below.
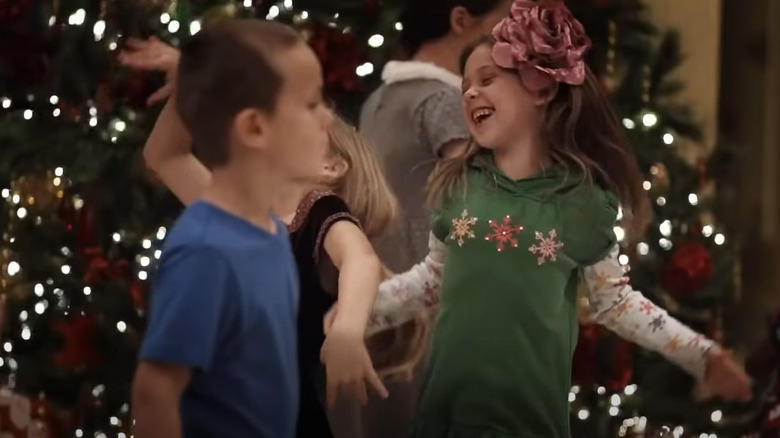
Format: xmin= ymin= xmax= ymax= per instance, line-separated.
xmin=175 ymin=19 xmax=302 ymax=168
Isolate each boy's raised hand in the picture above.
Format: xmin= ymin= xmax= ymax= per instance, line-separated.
xmin=118 ymin=37 xmax=180 ymax=105
xmin=320 ymin=325 xmax=388 ymax=409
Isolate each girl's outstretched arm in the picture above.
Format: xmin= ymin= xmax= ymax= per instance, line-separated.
xmin=320 ymin=220 xmax=389 ymax=407
xmin=364 ymin=233 xmax=448 ymax=336
xmin=584 ymin=245 xmax=751 ymax=400
xmin=324 ymin=220 xmax=382 ymax=340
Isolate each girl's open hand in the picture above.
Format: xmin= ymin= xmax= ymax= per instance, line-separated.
xmin=320 ymin=326 xmax=389 ymax=408
xmin=118 ymin=37 xmax=180 ymax=105
xmin=703 ymin=347 xmax=753 ymax=402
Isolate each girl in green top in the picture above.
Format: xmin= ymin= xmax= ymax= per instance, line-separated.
xmin=327 ymin=1 xmax=752 ymax=437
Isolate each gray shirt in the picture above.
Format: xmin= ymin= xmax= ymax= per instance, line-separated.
xmin=360 ymin=75 xmax=469 ymax=272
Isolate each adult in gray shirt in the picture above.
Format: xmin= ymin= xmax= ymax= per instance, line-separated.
xmin=361 ymin=0 xmax=510 ymax=274
xmin=354 ymin=2 xmax=510 ymax=438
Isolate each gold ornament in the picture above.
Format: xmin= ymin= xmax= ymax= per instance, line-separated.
xmin=202 ymin=3 xmax=238 ymax=25
xmin=648 ymin=163 xmax=670 ymax=195
xmin=12 ymin=173 xmax=61 ymax=211
xmin=699 ymin=210 xmax=715 ymax=228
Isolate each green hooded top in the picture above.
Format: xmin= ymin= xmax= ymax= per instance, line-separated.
xmin=410 ymin=153 xmax=618 ymax=438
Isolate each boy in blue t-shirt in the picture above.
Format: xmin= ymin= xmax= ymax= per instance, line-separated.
xmin=132 ymin=19 xmax=334 ymax=438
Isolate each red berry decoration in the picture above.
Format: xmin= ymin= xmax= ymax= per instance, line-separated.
xmin=661 ymin=240 xmax=714 ymax=298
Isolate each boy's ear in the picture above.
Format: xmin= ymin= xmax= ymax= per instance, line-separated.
xmin=233 ymin=108 xmax=270 ymax=150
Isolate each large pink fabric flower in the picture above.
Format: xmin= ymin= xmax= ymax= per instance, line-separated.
xmin=491 ymin=0 xmax=591 ymax=91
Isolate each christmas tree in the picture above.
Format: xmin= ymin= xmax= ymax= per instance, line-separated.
xmin=0 ymin=0 xmax=751 ymax=436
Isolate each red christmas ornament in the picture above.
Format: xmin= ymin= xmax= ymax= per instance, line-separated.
xmin=572 ymin=324 xmax=633 ymax=389
xmin=661 ymin=240 xmax=714 ymax=297
xmin=307 ymin=24 xmax=366 ymax=99
xmin=82 ymin=247 xmax=130 ymax=285
xmin=604 ymin=337 xmax=633 ymax=390
xmin=53 ymin=315 xmax=99 ymax=372
xmin=572 ymin=324 xmax=600 ymax=384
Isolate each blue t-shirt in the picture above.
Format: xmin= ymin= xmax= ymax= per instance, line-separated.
xmin=140 ymin=201 xmax=299 ymax=438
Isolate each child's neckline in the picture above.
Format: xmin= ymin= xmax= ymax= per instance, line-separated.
xmin=193 ymin=200 xmax=282 ymax=236
xmin=286 ymin=189 xmax=338 ymax=233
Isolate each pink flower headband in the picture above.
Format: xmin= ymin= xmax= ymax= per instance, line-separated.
xmin=491 ymin=0 xmax=591 ymax=92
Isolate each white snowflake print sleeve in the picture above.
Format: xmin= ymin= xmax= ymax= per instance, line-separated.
xmin=366 ymin=233 xmax=448 ymax=336
xmin=583 ymin=244 xmax=716 ymax=380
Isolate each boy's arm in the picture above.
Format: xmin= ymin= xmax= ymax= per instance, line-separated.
xmin=134 ymin=246 xmax=232 ymax=433
xmin=365 ymin=233 xmax=448 ymax=336
xmin=144 ymin=98 xmax=211 ymax=206
xmin=132 ymin=361 xmax=191 ymax=438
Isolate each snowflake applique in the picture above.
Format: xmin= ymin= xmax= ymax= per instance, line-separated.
xmin=611 ymin=291 xmax=628 ymax=307
xmin=687 ymin=334 xmax=705 ymax=348
xmin=589 ymin=269 xmax=611 ymax=290
xmin=665 ymin=335 xmax=683 ymax=353
xmin=484 ymin=215 xmax=523 ymax=251
xmin=392 ymin=287 xmax=410 ymax=302
xmin=450 ymin=209 xmax=478 ymax=247
xmin=639 ymin=299 xmax=656 ymax=315
xmin=423 ymin=281 xmax=439 ymax=308
xmin=615 ymin=299 xmax=632 ymax=317
xmin=649 ymin=314 xmax=666 ymax=332
xmin=528 ymin=229 xmax=564 ymax=265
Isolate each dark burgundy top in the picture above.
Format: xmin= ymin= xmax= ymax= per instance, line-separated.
xmin=288 ymin=190 xmax=360 ymax=438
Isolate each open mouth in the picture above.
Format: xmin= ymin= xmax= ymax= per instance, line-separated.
xmin=472 ymin=107 xmax=494 ymax=125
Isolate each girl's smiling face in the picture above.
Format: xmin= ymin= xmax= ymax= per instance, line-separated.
xmin=461 ymin=43 xmax=546 ymax=151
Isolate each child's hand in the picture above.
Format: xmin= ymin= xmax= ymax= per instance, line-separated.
xmin=320 ymin=327 xmax=389 ymax=408
xmin=118 ymin=37 xmax=180 ymax=105
xmin=703 ymin=347 xmax=752 ymax=402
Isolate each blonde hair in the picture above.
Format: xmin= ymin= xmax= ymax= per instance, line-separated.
xmin=326 ymin=117 xmax=429 ymax=380
xmin=327 ymin=116 xmax=398 ymax=239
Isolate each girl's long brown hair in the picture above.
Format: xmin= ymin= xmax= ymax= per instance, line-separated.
xmin=427 ymin=37 xmax=650 ymax=236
